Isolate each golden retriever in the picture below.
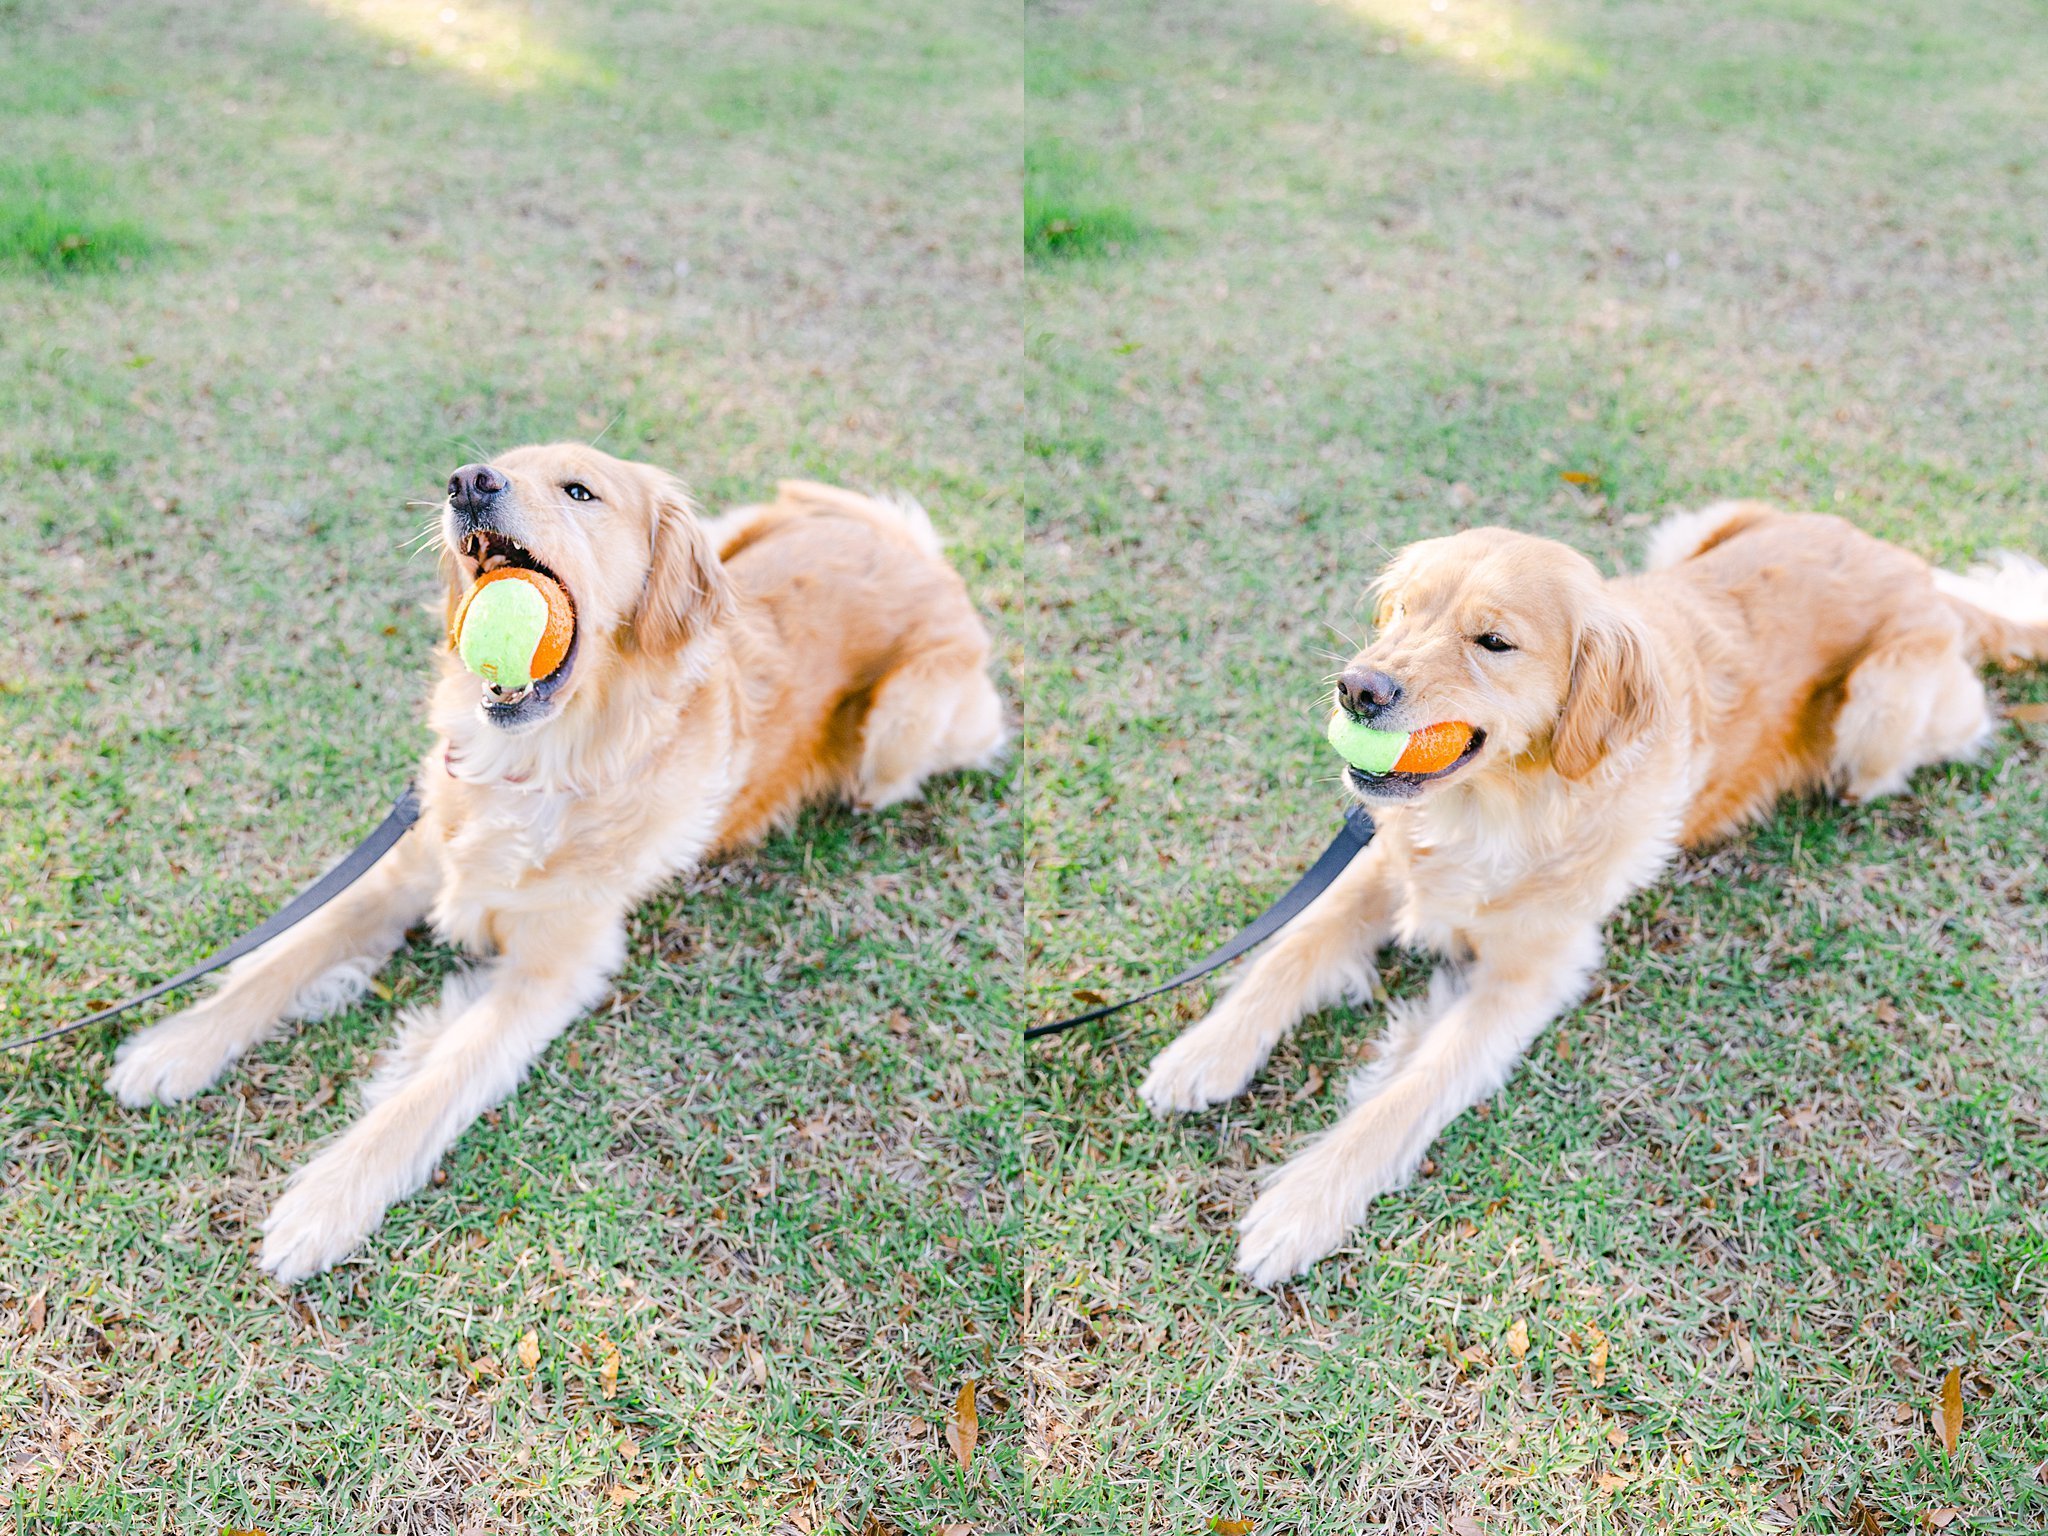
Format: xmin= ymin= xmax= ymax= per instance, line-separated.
xmin=1139 ymin=502 xmax=2048 ymax=1286
xmin=106 ymin=445 xmax=1005 ymax=1281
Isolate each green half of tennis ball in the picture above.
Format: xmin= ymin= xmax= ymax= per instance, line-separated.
xmin=1326 ymin=712 xmax=1409 ymax=775
xmin=457 ymin=576 xmax=551 ymax=690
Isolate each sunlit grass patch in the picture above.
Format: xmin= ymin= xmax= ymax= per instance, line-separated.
xmin=1340 ymin=0 xmax=1594 ymax=83
xmin=315 ymin=0 xmax=612 ymax=92
xmin=1024 ymin=138 xmax=1150 ymax=263
xmin=0 ymin=162 xmax=153 ymax=275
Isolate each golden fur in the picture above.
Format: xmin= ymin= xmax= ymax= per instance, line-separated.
xmin=1140 ymin=503 xmax=2048 ymax=1286
xmin=107 ymin=445 xmax=1004 ymax=1281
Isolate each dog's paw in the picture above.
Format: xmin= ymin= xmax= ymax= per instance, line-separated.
xmin=257 ymin=1155 xmax=388 ymax=1284
xmin=1138 ymin=1022 xmax=1266 ymax=1115
xmin=105 ymin=1010 xmax=238 ymax=1107
xmin=1234 ymin=1160 xmax=1358 ymax=1288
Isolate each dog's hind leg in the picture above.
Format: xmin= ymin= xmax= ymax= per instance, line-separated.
xmin=854 ymin=644 xmax=1005 ymax=812
xmin=1234 ymin=924 xmax=1601 ymax=1287
xmin=1138 ymin=840 xmax=1396 ymax=1115
xmin=105 ymin=828 xmax=438 ymax=1108
xmin=256 ymin=901 xmax=627 ymax=1283
xmin=1830 ymin=622 xmax=1993 ymax=804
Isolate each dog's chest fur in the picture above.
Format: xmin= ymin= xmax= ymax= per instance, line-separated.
xmin=1381 ymin=772 xmax=1684 ymax=956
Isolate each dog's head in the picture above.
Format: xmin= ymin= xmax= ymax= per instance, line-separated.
xmin=438 ymin=443 xmax=732 ymax=732
xmin=1335 ymin=527 xmax=1665 ymax=802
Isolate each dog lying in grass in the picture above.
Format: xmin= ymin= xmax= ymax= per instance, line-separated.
xmin=1140 ymin=502 xmax=2048 ymax=1286
xmin=106 ymin=445 xmax=1005 ymax=1282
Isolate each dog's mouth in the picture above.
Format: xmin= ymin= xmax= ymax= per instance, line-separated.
xmin=453 ymin=526 xmax=580 ymax=728
xmin=1345 ymin=729 xmax=1487 ymax=800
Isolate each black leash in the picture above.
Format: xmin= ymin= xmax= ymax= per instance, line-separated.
xmin=1026 ymin=802 xmax=1376 ymax=1041
xmin=1 ymin=783 xmax=423 ymax=1055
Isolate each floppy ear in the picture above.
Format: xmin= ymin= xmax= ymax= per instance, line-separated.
xmin=1552 ymin=607 xmax=1666 ymax=779
xmin=634 ymin=475 xmax=735 ymax=655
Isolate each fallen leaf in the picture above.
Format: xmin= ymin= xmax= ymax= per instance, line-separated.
xmin=1847 ymin=1495 xmax=1887 ymax=1534
xmin=1447 ymin=1518 xmax=1486 ymax=1536
xmin=1606 ymin=1424 xmax=1627 ymax=1449
xmin=2005 ymin=701 xmax=2048 ymax=723
xmin=938 ymin=1526 xmax=974 ymax=1536
xmin=945 ymin=1379 xmax=978 ymax=1469
xmin=1588 ymin=1326 xmax=1610 ymax=1388
xmin=598 ymin=1336 xmax=621 ymax=1401
xmin=606 ymin=1483 xmax=643 ymax=1507
xmin=1210 ymin=1521 xmax=1255 ymax=1536
xmin=1505 ymin=1318 xmax=1529 ymax=1361
xmin=220 ymin=1529 xmax=271 ymax=1536
xmin=1938 ymin=1366 xmax=1962 ymax=1454
xmin=1561 ymin=470 xmax=1600 ymax=486
xmin=1593 ymin=1470 xmax=1631 ymax=1493
xmin=517 ymin=1329 xmax=539 ymax=1372
xmin=25 ymin=1291 xmax=46 ymax=1336
xmin=1922 ymin=1510 xmax=1960 ymax=1531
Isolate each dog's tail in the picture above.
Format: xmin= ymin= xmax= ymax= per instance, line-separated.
xmin=1642 ymin=499 xmax=1777 ymax=571
xmin=773 ymin=479 xmax=944 ymax=557
xmin=1936 ymin=550 xmax=2048 ymax=666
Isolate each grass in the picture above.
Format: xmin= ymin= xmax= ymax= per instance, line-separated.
xmin=0 ymin=160 xmax=155 ymax=274
xmin=7 ymin=0 xmax=2047 ymax=1531
xmin=1019 ymin=0 xmax=2048 ymax=1531
xmin=2 ymin=0 xmax=1020 ymax=1530
xmin=1024 ymin=139 xmax=1150 ymax=264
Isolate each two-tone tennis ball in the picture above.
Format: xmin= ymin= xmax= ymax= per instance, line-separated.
xmin=1326 ymin=713 xmax=1473 ymax=775
xmin=450 ymin=568 xmax=575 ymax=690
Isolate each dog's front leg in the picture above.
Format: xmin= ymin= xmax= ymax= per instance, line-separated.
xmin=255 ymin=902 xmax=627 ymax=1283
xmin=106 ymin=830 xmax=439 ymax=1107
xmin=1139 ymin=841 xmax=1395 ymax=1114
xmin=1234 ymin=926 xmax=1602 ymax=1287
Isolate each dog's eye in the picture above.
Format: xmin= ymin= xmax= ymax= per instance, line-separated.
xmin=563 ymin=482 xmax=596 ymax=503
xmin=1473 ymin=632 xmax=1516 ymax=653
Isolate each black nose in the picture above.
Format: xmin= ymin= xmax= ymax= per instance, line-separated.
xmin=448 ymin=463 xmax=506 ymax=516
xmin=1337 ymin=666 xmax=1403 ymax=722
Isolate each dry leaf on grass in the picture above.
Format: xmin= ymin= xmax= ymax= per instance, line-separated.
xmin=1588 ymin=1325 xmax=1609 ymax=1388
xmin=25 ymin=1291 xmax=46 ymax=1336
xmin=1922 ymin=1510 xmax=1960 ymax=1531
xmin=1938 ymin=1366 xmax=1962 ymax=1454
xmin=938 ymin=1526 xmax=974 ymax=1536
xmin=2004 ymin=701 xmax=2048 ymax=723
xmin=1504 ymin=1318 xmax=1529 ymax=1361
xmin=517 ymin=1329 xmax=539 ymax=1372
xmin=1210 ymin=1521 xmax=1255 ymax=1535
xmin=1561 ymin=470 xmax=1600 ymax=486
xmin=1847 ymin=1495 xmax=1887 ymax=1534
xmin=945 ymin=1380 xmax=978 ymax=1469
xmin=1593 ymin=1470 xmax=1631 ymax=1493
xmin=598 ymin=1336 xmax=620 ymax=1400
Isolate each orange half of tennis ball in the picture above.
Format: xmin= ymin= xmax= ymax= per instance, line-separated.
xmin=1392 ymin=720 xmax=1474 ymax=774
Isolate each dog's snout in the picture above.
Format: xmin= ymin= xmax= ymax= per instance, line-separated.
xmin=1337 ymin=666 xmax=1403 ymax=721
xmin=448 ymin=463 xmax=507 ymax=516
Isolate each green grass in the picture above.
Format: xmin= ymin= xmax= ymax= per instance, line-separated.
xmin=7 ymin=0 xmax=2048 ymax=1530
xmin=0 ymin=160 xmax=154 ymax=274
xmin=1 ymin=0 xmax=1020 ymax=1530
xmin=1019 ymin=0 xmax=2048 ymax=1530
xmin=1024 ymin=138 xmax=1151 ymax=263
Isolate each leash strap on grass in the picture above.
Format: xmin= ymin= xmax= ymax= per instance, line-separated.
xmin=1026 ymin=802 xmax=1376 ymax=1042
xmin=2 ymin=782 xmax=423 ymax=1055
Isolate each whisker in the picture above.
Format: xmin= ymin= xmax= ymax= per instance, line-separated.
xmin=587 ymin=406 xmax=626 ymax=450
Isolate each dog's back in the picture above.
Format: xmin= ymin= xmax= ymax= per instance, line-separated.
xmin=1631 ymin=503 xmax=2048 ymax=842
